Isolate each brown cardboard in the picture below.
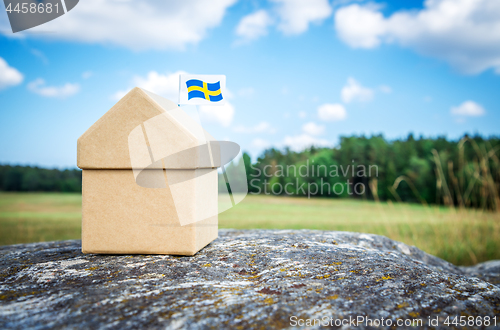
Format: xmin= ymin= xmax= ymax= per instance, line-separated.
xmin=78 ymin=87 xmax=219 ymax=255
xmin=78 ymin=87 xmax=219 ymax=169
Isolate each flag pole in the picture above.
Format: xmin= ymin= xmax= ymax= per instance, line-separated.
xmin=195 ymin=105 xmax=215 ymax=169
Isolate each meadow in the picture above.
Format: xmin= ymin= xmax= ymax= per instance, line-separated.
xmin=0 ymin=192 xmax=499 ymax=266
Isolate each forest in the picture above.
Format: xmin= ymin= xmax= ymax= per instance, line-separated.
xmin=2 ymin=134 xmax=499 ymax=210
xmin=0 ymin=165 xmax=82 ymax=193
xmin=240 ymin=133 xmax=500 ymax=210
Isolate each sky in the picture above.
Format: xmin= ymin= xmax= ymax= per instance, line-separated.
xmin=0 ymin=0 xmax=499 ymax=168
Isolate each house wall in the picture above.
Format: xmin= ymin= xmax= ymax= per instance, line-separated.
xmin=82 ymin=169 xmax=217 ymax=255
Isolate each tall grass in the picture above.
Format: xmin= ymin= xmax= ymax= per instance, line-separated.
xmin=443 ymin=137 xmax=499 ymax=210
xmin=0 ymin=193 xmax=81 ymax=245
xmin=385 ymin=137 xmax=500 ymax=264
xmin=0 ymin=192 xmax=498 ymax=265
xmin=390 ymin=137 xmax=500 ymax=211
xmin=219 ymin=194 xmax=500 ymax=266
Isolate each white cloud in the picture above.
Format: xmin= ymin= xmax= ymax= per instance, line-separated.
xmin=298 ymin=111 xmax=307 ymax=119
xmin=379 ymin=85 xmax=392 ymax=93
xmin=272 ymin=0 xmax=332 ymax=35
xmin=334 ymin=0 xmax=500 ymax=74
xmin=233 ymin=0 xmax=332 ymax=43
xmin=233 ymin=121 xmax=276 ymax=134
xmin=5 ymin=0 xmax=236 ymax=51
xmin=334 ymin=3 xmax=386 ymax=48
xmin=113 ymin=70 xmax=186 ymax=101
xmin=199 ymin=102 xmax=235 ymax=127
xmin=252 ymin=138 xmax=271 ymax=149
xmin=133 ymin=70 xmax=184 ymax=100
xmin=450 ymin=100 xmax=485 ymax=117
xmin=235 ymin=10 xmax=273 ymax=43
xmin=302 ymin=122 xmax=325 ymax=136
xmin=0 ymin=57 xmax=23 ymax=90
xmin=283 ymin=133 xmax=330 ymax=151
xmin=341 ymin=77 xmax=374 ymax=103
xmin=317 ymin=103 xmax=347 ymax=121
xmin=27 ymin=78 xmax=79 ymax=98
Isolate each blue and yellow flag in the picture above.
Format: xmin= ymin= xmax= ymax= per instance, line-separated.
xmin=179 ymin=74 xmax=226 ymax=105
xmin=186 ymin=79 xmax=223 ymax=102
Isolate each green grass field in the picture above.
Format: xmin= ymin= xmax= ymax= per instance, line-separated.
xmin=1 ymin=192 xmax=499 ymax=266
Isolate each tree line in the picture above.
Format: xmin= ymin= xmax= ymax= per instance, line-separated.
xmin=240 ymin=134 xmax=500 ymax=211
xmin=2 ymin=134 xmax=499 ymax=210
xmin=0 ymin=165 xmax=82 ymax=192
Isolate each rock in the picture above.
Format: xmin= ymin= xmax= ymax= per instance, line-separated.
xmin=1 ymin=229 xmax=499 ymax=329
xmin=461 ymin=260 xmax=500 ymax=286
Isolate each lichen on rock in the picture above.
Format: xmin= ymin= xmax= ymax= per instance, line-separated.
xmin=0 ymin=230 xmax=499 ymax=329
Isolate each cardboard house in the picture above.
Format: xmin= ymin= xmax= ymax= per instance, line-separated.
xmin=77 ymin=87 xmax=220 ymax=255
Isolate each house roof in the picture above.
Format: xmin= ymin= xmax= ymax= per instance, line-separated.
xmin=77 ymin=87 xmax=217 ymax=170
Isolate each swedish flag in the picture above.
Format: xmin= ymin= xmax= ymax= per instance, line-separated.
xmin=186 ymin=79 xmax=223 ymax=102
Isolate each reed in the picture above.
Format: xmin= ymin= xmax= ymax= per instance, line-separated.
xmin=386 ymin=137 xmax=500 ymax=265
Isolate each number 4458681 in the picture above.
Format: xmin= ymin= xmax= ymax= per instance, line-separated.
xmin=5 ymin=2 xmax=59 ymax=14
xmin=444 ymin=316 xmax=497 ymax=327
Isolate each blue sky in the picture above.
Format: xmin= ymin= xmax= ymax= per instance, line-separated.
xmin=0 ymin=0 xmax=499 ymax=168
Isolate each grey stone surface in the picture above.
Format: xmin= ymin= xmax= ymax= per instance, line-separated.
xmin=461 ymin=260 xmax=500 ymax=287
xmin=1 ymin=229 xmax=499 ymax=329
